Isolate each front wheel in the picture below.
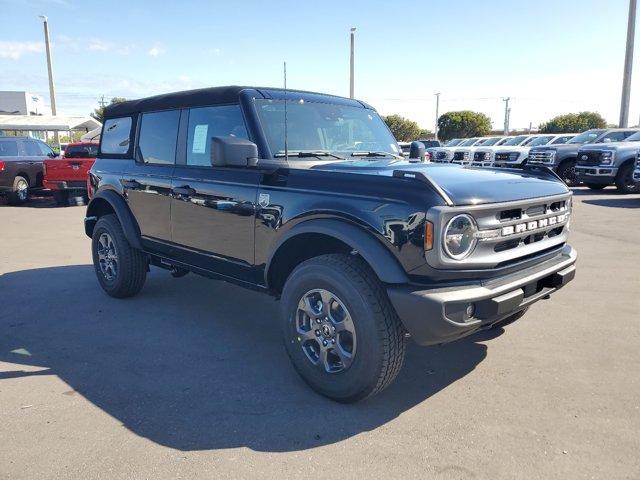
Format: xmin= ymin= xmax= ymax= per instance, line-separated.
xmin=91 ymin=214 xmax=147 ymax=298
xmin=281 ymin=254 xmax=406 ymax=403
xmin=614 ymin=163 xmax=638 ymax=194
xmin=557 ymin=160 xmax=579 ymax=186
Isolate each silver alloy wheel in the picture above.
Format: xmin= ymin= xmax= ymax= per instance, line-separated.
xmin=97 ymin=232 xmax=118 ymax=281
xmin=16 ymin=179 xmax=28 ymax=201
xmin=295 ymin=288 xmax=357 ymax=373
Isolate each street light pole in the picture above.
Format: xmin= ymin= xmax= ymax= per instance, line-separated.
xmin=502 ymin=97 xmax=510 ymax=134
xmin=39 ymin=15 xmax=58 ymax=145
xmin=620 ymin=0 xmax=637 ymax=127
xmin=349 ymin=27 xmax=356 ymax=99
xmin=434 ymin=93 xmax=440 ymax=141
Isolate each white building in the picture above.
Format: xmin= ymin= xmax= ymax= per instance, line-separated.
xmin=0 ymin=91 xmax=51 ymax=116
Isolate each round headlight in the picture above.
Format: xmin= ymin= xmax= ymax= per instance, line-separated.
xmin=443 ymin=214 xmax=478 ymax=260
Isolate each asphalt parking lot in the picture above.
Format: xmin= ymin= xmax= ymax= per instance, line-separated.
xmin=1 ymin=189 xmax=639 ymax=480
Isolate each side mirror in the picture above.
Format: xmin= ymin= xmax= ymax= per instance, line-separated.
xmin=409 ymin=141 xmax=426 ymax=161
xmin=211 ymin=136 xmax=259 ymax=167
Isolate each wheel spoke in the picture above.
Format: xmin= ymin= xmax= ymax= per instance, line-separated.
xmin=319 ymin=290 xmax=333 ymax=315
xmin=297 ymin=327 xmax=317 ymax=342
xmin=299 ymin=296 xmax=320 ymax=319
xmin=318 ymin=347 xmax=331 ymax=372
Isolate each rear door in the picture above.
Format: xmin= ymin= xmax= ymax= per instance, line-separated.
xmin=169 ymin=104 xmax=260 ymax=283
xmin=123 ymin=110 xmax=179 ymax=248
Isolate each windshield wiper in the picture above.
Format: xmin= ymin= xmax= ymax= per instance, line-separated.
xmin=351 ymin=151 xmax=404 ymax=160
xmin=274 ymin=150 xmax=345 ymax=160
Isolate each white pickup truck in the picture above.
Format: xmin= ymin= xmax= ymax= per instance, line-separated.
xmin=429 ymin=137 xmax=486 ymax=163
xmin=450 ymin=136 xmax=511 ymax=165
xmin=470 ymin=134 xmax=574 ymax=167
xmin=491 ymin=134 xmax=576 ymax=168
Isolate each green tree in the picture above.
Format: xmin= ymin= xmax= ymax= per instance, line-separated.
xmin=91 ymin=97 xmax=127 ymax=123
xmin=383 ymin=114 xmax=422 ymax=141
xmin=539 ymin=112 xmax=607 ymax=133
xmin=437 ymin=111 xmax=491 ymax=141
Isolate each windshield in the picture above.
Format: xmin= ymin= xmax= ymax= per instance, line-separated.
xmin=444 ymin=139 xmax=462 ymax=146
xmin=254 ymin=99 xmax=399 ymax=158
xmin=459 ymin=138 xmax=478 ymax=146
xmin=478 ymin=137 xmax=502 ymax=146
xmin=502 ymin=135 xmax=528 ymax=146
xmin=567 ymin=129 xmax=605 ymax=144
xmin=64 ymin=144 xmax=98 ymax=158
xmin=624 ymin=131 xmax=640 ymax=141
xmin=527 ymin=136 xmax=554 ymax=147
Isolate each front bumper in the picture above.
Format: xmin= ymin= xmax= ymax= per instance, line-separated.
xmin=387 ymin=245 xmax=577 ymax=346
xmin=576 ymin=166 xmax=617 ymax=184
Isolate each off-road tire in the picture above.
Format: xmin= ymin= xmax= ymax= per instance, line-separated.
xmin=557 ymin=159 xmax=578 ymax=187
xmin=7 ymin=176 xmax=29 ymax=205
xmin=585 ymin=183 xmax=606 ymax=191
xmin=614 ymin=163 xmax=638 ymax=194
xmin=281 ymin=254 xmax=406 ymax=403
xmin=91 ymin=214 xmax=147 ymax=298
xmin=52 ymin=190 xmax=69 ymax=206
xmin=490 ymin=307 xmax=529 ymax=330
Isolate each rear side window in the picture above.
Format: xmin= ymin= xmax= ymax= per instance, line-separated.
xmin=600 ymin=131 xmax=635 ymax=143
xmin=186 ymin=105 xmax=248 ymax=166
xmin=65 ymin=144 xmax=98 ymax=158
xmin=138 ymin=110 xmax=180 ymax=165
xmin=0 ymin=140 xmax=18 ymax=156
xmin=101 ymin=117 xmax=133 ymax=155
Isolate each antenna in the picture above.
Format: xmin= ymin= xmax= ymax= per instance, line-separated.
xmin=284 ymin=61 xmax=289 ymax=162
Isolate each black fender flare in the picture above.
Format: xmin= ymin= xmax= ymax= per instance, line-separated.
xmin=265 ymin=218 xmax=409 ymax=286
xmin=84 ymin=190 xmax=143 ymax=250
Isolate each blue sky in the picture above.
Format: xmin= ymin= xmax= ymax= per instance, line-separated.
xmin=0 ymin=0 xmax=636 ymax=130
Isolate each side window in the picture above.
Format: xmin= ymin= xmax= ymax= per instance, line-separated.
xmin=601 ymin=131 xmax=627 ymax=143
xmin=138 ymin=110 xmax=180 ymax=165
xmin=24 ymin=141 xmax=41 ymax=156
xmin=101 ymin=117 xmax=133 ymax=155
xmin=186 ymin=105 xmax=248 ymax=166
xmin=35 ymin=141 xmax=54 ymax=156
xmin=0 ymin=140 xmax=18 ymax=156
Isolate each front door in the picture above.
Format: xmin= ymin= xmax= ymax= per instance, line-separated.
xmin=169 ymin=104 xmax=260 ymax=283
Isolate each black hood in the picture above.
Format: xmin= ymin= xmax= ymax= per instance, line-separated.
xmin=313 ymin=160 xmax=569 ymax=206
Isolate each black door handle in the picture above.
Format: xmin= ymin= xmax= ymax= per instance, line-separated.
xmin=122 ymin=179 xmax=140 ymax=189
xmin=172 ymin=185 xmax=196 ymax=196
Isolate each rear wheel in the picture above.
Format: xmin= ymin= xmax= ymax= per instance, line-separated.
xmin=281 ymin=254 xmax=406 ymax=403
xmin=52 ymin=190 xmax=69 ymax=206
xmin=91 ymin=214 xmax=147 ymax=298
xmin=557 ymin=159 xmax=578 ymax=186
xmin=7 ymin=176 xmax=29 ymax=205
xmin=614 ymin=163 xmax=638 ymax=194
xmin=585 ymin=183 xmax=606 ymax=191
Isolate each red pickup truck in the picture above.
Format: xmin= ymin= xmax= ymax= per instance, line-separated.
xmin=43 ymin=142 xmax=98 ymax=205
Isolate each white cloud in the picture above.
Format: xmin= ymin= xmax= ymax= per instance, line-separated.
xmin=148 ymin=45 xmax=165 ymax=57
xmin=87 ymin=39 xmax=113 ymax=52
xmin=209 ymin=48 xmax=221 ymax=56
xmin=0 ymin=41 xmax=44 ymax=59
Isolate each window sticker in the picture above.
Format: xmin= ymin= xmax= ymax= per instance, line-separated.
xmin=192 ymin=124 xmax=209 ymax=154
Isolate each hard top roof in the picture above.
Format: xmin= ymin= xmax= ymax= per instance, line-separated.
xmin=104 ymin=86 xmax=368 ymax=118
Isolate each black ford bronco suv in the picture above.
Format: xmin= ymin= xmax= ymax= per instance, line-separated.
xmin=85 ymin=86 xmax=577 ymax=402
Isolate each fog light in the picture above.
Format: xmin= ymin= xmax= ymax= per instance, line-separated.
xmin=465 ymin=303 xmax=475 ymax=319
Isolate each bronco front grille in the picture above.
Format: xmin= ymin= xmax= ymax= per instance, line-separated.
xmin=425 ymin=193 xmax=572 ymax=270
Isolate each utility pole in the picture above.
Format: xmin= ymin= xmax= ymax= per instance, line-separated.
xmin=620 ymin=0 xmax=637 ymax=127
xmin=99 ymin=96 xmax=107 ymax=108
xmin=434 ymin=92 xmax=440 ymax=141
xmin=39 ymin=15 xmax=58 ymax=145
xmin=349 ymin=27 xmax=356 ymax=99
xmin=502 ymin=97 xmax=510 ymax=134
